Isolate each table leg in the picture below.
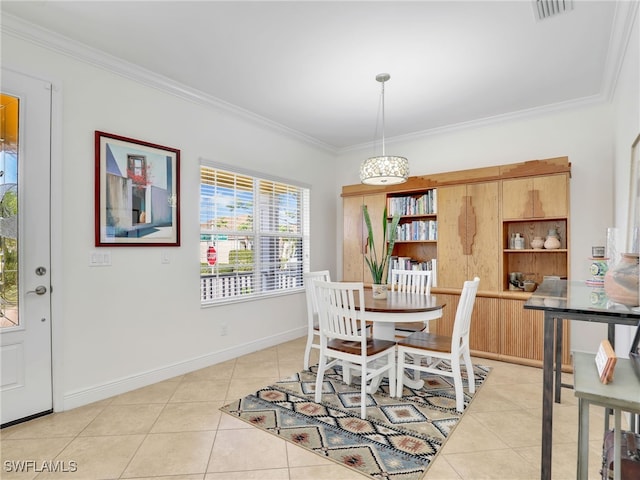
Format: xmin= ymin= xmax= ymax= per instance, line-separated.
xmin=614 ymin=410 xmax=621 ymax=480
xmin=541 ymin=312 xmax=554 ymax=480
xmin=555 ymin=318 xmax=563 ymax=404
xmin=577 ymin=397 xmax=589 ymax=480
xmin=608 ymin=323 xmax=616 ymax=348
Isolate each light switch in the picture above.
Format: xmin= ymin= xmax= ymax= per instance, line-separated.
xmin=89 ymin=250 xmax=112 ymax=267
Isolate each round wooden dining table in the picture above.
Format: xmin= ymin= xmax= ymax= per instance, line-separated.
xmin=356 ymin=289 xmax=445 ymax=342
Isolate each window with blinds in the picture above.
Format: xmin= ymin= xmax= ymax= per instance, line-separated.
xmin=200 ymin=163 xmax=309 ymax=304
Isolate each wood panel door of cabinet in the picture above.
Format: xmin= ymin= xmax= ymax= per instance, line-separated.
xmin=437 ymin=182 xmax=501 ymax=291
xmin=431 ymin=293 xmax=500 ymax=357
xmin=342 ymin=194 xmax=386 ymax=283
xmin=500 ymin=298 xmax=571 ymax=369
xmin=502 ymin=174 xmax=568 ymax=219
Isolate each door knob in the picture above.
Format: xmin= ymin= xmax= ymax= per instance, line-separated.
xmin=27 ymin=285 xmax=47 ymax=295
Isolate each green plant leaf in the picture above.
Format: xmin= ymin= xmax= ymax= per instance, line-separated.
xmin=362 ymin=205 xmax=399 ymax=284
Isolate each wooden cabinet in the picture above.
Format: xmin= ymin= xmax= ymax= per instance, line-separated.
xmin=500 ymin=298 xmax=571 ymax=369
xmin=502 ymin=173 xmax=570 ymax=290
xmin=502 ymin=174 xmax=568 ymax=219
xmin=343 ymin=193 xmax=386 ymax=283
xmin=341 ymin=157 xmax=571 ymax=370
xmin=437 ymin=182 xmax=501 ymax=292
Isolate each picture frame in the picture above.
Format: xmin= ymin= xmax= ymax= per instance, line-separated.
xmin=628 ymin=133 xmax=640 ymax=253
xmin=95 ymin=131 xmax=180 ymax=246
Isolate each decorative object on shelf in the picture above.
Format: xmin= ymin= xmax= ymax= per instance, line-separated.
xmin=508 ymin=271 xmax=524 ymax=290
xmin=360 ymin=73 xmax=409 ymax=185
xmin=363 ymin=205 xmax=401 ymax=299
xmin=592 ymin=246 xmax=605 ymax=258
xmin=531 ymin=236 xmax=544 ymax=249
xmin=514 ymin=233 xmax=525 ymax=250
xmin=523 ymin=280 xmax=537 ymax=292
xmin=544 ymin=229 xmax=561 ymax=250
xmin=604 ymin=252 xmax=639 ymax=306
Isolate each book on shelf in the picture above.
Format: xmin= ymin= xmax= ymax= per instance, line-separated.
xmin=594 ymin=339 xmax=617 ymax=384
xmin=387 ymin=190 xmax=437 ymax=216
xmin=387 ymin=257 xmax=437 ymax=287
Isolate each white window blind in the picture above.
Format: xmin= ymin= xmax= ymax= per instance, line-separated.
xmin=200 ymin=163 xmax=309 ymax=304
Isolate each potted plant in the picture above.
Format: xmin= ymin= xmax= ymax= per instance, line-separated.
xmin=363 ymin=205 xmax=401 ymax=299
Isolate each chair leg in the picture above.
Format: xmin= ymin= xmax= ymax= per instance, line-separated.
xmin=396 ymin=349 xmax=405 ymax=398
xmin=463 ymin=349 xmax=476 ymax=394
xmin=360 ymin=363 xmax=367 ymax=419
xmin=451 ymin=355 xmax=464 ymax=413
xmin=388 ymin=350 xmax=397 ymax=398
xmin=315 ymin=354 xmax=327 ymax=404
xmin=343 ymin=361 xmax=355 ymax=385
xmin=304 ymin=330 xmax=316 ymax=370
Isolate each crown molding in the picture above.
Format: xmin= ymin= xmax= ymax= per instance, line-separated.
xmin=340 ymin=92 xmax=608 ymax=154
xmin=1 ymin=13 xmax=337 ymax=155
xmin=601 ymin=0 xmax=639 ymax=102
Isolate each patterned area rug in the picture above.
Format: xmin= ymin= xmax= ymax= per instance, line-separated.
xmin=221 ymin=362 xmax=490 ymax=479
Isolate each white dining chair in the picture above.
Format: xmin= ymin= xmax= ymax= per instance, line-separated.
xmin=395 ymin=277 xmax=480 ymax=412
xmin=314 ymin=280 xmax=397 ymax=419
xmin=303 ymin=270 xmax=331 ymax=370
xmin=390 ymin=269 xmax=434 ymax=337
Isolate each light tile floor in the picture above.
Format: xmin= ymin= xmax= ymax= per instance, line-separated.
xmin=0 ymin=336 xmax=615 ymax=479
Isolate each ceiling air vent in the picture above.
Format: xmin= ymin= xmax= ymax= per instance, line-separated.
xmin=533 ymin=0 xmax=573 ymax=21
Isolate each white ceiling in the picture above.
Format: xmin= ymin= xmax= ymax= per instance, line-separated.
xmin=1 ymin=1 xmax=628 ymax=151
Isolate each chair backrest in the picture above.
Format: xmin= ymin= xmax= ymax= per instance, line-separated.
xmin=390 ymin=269 xmax=432 ymax=295
xmin=314 ymin=280 xmax=366 ymax=345
xmin=451 ymin=277 xmax=480 ymax=350
xmin=304 ymin=270 xmax=331 ymax=327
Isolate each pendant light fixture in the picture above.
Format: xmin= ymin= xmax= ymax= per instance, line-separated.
xmin=360 ymin=73 xmax=409 ymax=185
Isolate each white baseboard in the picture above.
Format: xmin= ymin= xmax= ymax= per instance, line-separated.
xmin=62 ymin=327 xmax=306 ymax=411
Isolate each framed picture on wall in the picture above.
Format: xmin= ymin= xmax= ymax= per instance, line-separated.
xmin=95 ymin=131 xmax=180 ymax=246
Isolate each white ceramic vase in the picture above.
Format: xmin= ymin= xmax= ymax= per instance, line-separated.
xmin=372 ymin=284 xmax=387 ymax=299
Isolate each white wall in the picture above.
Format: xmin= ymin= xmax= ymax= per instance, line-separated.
xmin=3 ymin=34 xmax=339 ymax=410
xmin=611 ymin=6 xmax=640 ymax=356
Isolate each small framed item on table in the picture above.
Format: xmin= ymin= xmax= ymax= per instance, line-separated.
xmin=595 ymin=339 xmax=617 ymax=384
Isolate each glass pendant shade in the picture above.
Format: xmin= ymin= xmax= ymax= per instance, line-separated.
xmin=360 ymin=155 xmax=409 ymax=185
xmin=360 ymin=73 xmax=409 ymax=185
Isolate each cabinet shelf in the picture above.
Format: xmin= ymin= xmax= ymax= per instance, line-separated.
xmin=396 ymin=239 xmax=437 ymax=244
xmin=504 ymin=249 xmax=568 ymax=253
xmin=389 ymin=213 xmax=437 ymax=220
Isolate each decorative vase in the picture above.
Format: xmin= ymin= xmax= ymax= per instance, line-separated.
xmin=603 ymin=253 xmax=639 ymax=306
xmin=531 ymin=236 xmax=544 ymax=249
xmin=514 ymin=233 xmax=525 ymax=250
xmin=589 ymin=257 xmax=609 ymax=282
xmin=544 ymin=229 xmax=561 ymax=250
xmin=372 ymin=283 xmax=387 ymax=299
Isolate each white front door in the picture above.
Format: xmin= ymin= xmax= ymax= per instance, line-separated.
xmin=0 ymin=69 xmax=53 ymax=426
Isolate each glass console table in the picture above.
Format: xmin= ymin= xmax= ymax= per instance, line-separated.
xmin=524 ymin=279 xmax=640 ymax=480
